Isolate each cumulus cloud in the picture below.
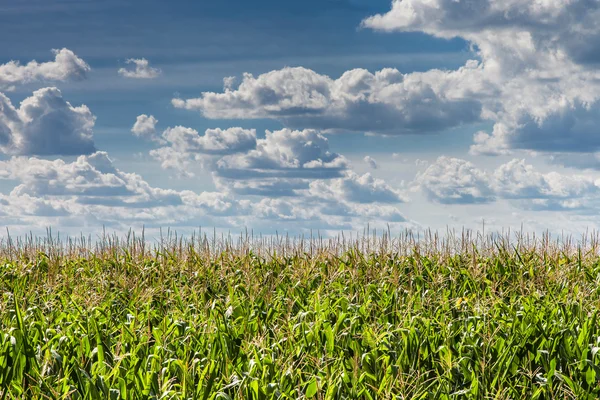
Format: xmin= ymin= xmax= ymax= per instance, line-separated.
xmin=131 ymin=114 xmax=159 ymax=140
xmin=149 ymin=146 xmax=194 ymax=177
xmin=362 ymin=0 xmax=600 ymax=72
xmin=178 ymin=191 xmax=251 ymax=217
xmin=309 ymin=172 xmax=407 ymax=204
xmin=493 ymin=159 xmax=600 ymax=201
xmin=162 ymin=126 xmax=257 ymax=155
xmin=364 ymin=155 xmax=378 ymax=169
xmin=143 ymin=124 xmax=408 ymax=213
xmin=0 ymin=151 xmax=415 ymax=235
xmin=215 ymin=128 xmax=349 ymax=180
xmin=246 ymin=197 xmax=409 ymax=232
xmin=320 ymin=202 xmax=408 ymax=223
xmin=147 ymin=126 xmax=257 ymax=176
xmin=172 ymin=66 xmax=484 ymax=135
xmin=251 ymin=198 xmax=322 ymax=222
xmin=161 ymin=1 xmax=600 ymax=162
xmin=0 ymin=152 xmax=258 ymax=233
xmin=166 ymin=1 xmax=600 ymax=161
xmin=363 ymin=0 xmax=600 ymax=159
xmin=208 ymin=129 xmax=410 ymax=227
xmin=416 ymin=157 xmax=496 ymax=205
xmin=469 ymin=85 xmax=600 ymax=158
xmin=223 ymin=76 xmax=236 ymax=91
xmin=0 ymin=48 xmax=90 ymax=90
xmin=0 ymin=87 xmax=96 ymax=155
xmin=213 ymin=176 xmax=307 ymax=197
xmin=471 ymin=103 xmax=600 ymax=155
xmin=118 ymin=58 xmax=161 ymax=79
xmin=415 ymin=156 xmax=600 ymax=210
xmin=0 ymin=152 xmax=181 ymax=207
xmin=137 ymin=123 xmax=411 ymax=228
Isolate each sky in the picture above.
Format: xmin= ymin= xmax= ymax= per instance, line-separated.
xmin=2 ymin=0 xmax=600 ymax=237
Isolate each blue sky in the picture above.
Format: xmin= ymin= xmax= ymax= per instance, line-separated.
xmin=1 ymin=0 xmax=600 ymax=237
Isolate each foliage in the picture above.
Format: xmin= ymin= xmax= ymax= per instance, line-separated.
xmin=1 ymin=230 xmax=600 ymax=398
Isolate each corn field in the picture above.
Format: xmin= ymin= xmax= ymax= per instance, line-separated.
xmin=1 ymin=229 xmax=600 ymax=399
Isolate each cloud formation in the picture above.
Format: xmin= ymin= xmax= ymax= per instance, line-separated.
xmin=0 ymin=152 xmax=181 ymax=207
xmin=415 ymin=157 xmax=495 ymax=205
xmin=309 ymin=172 xmax=406 ymax=204
xmin=364 ymin=155 xmax=378 ymax=169
xmin=0 ymin=150 xmax=413 ymax=235
xmin=215 ymin=128 xmax=349 ymax=180
xmin=493 ymin=159 xmax=600 ymax=202
xmin=168 ymin=1 xmax=600 ymax=162
xmin=147 ymin=126 xmax=258 ymax=176
xmin=362 ymin=0 xmax=600 ymax=71
xmin=162 ymin=126 xmax=257 ymax=155
xmin=364 ymin=0 xmax=600 ymax=159
xmin=0 ymin=152 xmax=254 ymax=231
xmin=172 ymin=66 xmax=483 ymax=135
xmin=0 ymin=49 xmax=90 ymax=90
xmin=137 ymin=120 xmax=409 ymax=214
xmin=131 ymin=114 xmax=159 ymax=140
xmin=416 ymin=156 xmax=600 ymax=210
xmin=118 ymin=58 xmax=161 ymax=79
xmin=0 ymin=87 xmax=96 ymax=156
xmin=471 ymin=104 xmax=600 ymax=156
xmin=123 ymin=120 xmax=412 ymax=231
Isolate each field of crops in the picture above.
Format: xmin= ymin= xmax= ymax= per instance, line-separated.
xmin=2 ymin=230 xmax=600 ymax=399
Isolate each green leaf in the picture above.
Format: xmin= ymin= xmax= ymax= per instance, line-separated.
xmin=306 ymin=379 xmax=318 ymax=398
xmin=586 ymin=368 xmax=596 ymax=387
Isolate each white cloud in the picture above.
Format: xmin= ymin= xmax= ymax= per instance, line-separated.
xmin=309 ymin=171 xmax=407 ymax=204
xmin=415 ymin=156 xmax=600 ymax=211
xmin=162 ymin=126 xmax=257 ymax=155
xmin=0 ymin=152 xmax=181 ymax=207
xmin=255 ymin=197 xmax=408 ymax=227
xmin=129 ymin=122 xmax=412 ymax=232
xmin=0 ymin=152 xmax=253 ymax=233
xmin=471 ymin=103 xmax=600 ymax=156
xmin=364 ymin=155 xmax=378 ymax=169
xmin=0 ymin=149 xmax=416 ymax=235
xmin=0 ymin=49 xmax=90 ymax=90
xmin=352 ymin=204 xmax=407 ymax=222
xmin=149 ymin=146 xmax=194 ymax=177
xmin=415 ymin=159 xmax=429 ymax=168
xmin=166 ymin=1 xmax=600 ymax=165
xmin=0 ymin=87 xmax=96 ymax=155
xmin=160 ymin=1 xmax=600 ymax=164
xmin=148 ymin=126 xmax=257 ymax=176
xmin=362 ymin=0 xmax=600 ymax=72
xmin=251 ymin=197 xmax=319 ymax=222
xmin=131 ymin=114 xmax=159 ymax=140
xmin=213 ymin=176 xmax=307 ymax=197
xmin=142 ymin=124 xmax=409 ymax=216
xmin=0 ymin=192 xmax=72 ymax=218
xmin=215 ymin=128 xmax=349 ymax=179
xmin=246 ymin=197 xmax=410 ymax=232
xmin=363 ymin=0 xmax=600 ymax=159
xmin=178 ymin=191 xmax=250 ymax=217
xmin=493 ymin=159 xmax=600 ymax=201
xmin=118 ymin=58 xmax=161 ymax=79
xmin=207 ymin=128 xmax=351 ymax=202
xmin=172 ymin=66 xmax=483 ymax=135
xmin=416 ymin=157 xmax=496 ymax=205
xmin=223 ymin=76 xmax=236 ymax=91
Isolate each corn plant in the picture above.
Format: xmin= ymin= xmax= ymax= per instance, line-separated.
xmin=1 ymin=230 xmax=600 ymax=398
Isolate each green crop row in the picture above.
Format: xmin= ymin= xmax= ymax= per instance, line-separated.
xmin=1 ymin=232 xmax=600 ymax=398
